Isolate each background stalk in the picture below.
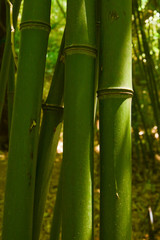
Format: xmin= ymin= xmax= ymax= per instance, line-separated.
xmin=2 ymin=0 xmax=51 ymax=239
xmin=133 ymin=1 xmax=160 ymax=132
xmin=98 ymin=0 xmax=132 ymax=239
xmin=0 ymin=0 xmax=6 ymax=68
xmin=0 ymin=0 xmax=21 ymax=122
xmin=7 ymin=55 xmax=15 ymax=134
xmin=62 ymin=0 xmax=96 ymax=239
xmin=32 ymin=32 xmax=65 ymax=240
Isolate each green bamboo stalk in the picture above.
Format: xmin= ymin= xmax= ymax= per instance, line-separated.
xmin=133 ymin=86 xmax=155 ymax=164
xmin=32 ymin=32 xmax=65 ymax=240
xmin=0 ymin=13 xmax=12 ymax=122
xmin=0 ymin=0 xmax=21 ymax=122
xmin=132 ymin=93 xmax=150 ymax=167
xmin=98 ymin=0 xmax=132 ymax=239
xmin=62 ymin=0 xmax=96 ymax=239
xmin=132 ymin=25 xmax=158 ymax=129
xmin=138 ymin=10 xmax=160 ymax=109
xmin=0 ymin=0 xmax=6 ymax=67
xmin=2 ymin=0 xmax=51 ymax=239
xmin=56 ymin=0 xmax=66 ymax=18
xmin=133 ymin=1 xmax=160 ymax=130
xmin=7 ymin=54 xmax=15 ymax=134
xmin=91 ymin=2 xmax=100 ymax=238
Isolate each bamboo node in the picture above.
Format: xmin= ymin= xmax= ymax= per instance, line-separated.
xmin=64 ymin=44 xmax=97 ymax=58
xmin=97 ymin=87 xmax=134 ymax=99
xmin=20 ymin=21 xmax=51 ymax=33
xmin=42 ymin=103 xmax=64 ymax=111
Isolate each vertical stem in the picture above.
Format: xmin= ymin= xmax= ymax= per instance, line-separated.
xmin=98 ymin=0 xmax=132 ymax=239
xmin=0 ymin=0 xmax=6 ymax=68
xmin=32 ymin=32 xmax=65 ymax=240
xmin=0 ymin=0 xmax=21 ymax=122
xmin=2 ymin=0 xmax=51 ymax=239
xmin=7 ymin=54 xmax=15 ymax=134
xmin=62 ymin=0 xmax=96 ymax=239
xmin=133 ymin=1 xmax=160 ymax=131
xmin=133 ymin=86 xmax=155 ymax=166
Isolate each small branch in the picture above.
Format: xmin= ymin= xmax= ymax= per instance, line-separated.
xmin=56 ymin=0 xmax=66 ymax=18
xmin=7 ymin=0 xmax=18 ymax=68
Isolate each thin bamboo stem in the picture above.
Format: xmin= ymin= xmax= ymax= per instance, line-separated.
xmin=0 ymin=0 xmax=6 ymax=67
xmin=133 ymin=1 xmax=160 ymax=131
xmin=7 ymin=54 xmax=15 ymax=134
xmin=0 ymin=0 xmax=21 ymax=123
xmin=32 ymin=32 xmax=65 ymax=240
xmin=7 ymin=0 xmax=17 ymax=67
xmin=56 ymin=0 xmax=66 ymax=18
xmin=133 ymin=86 xmax=155 ymax=166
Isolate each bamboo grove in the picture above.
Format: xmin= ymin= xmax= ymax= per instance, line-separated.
xmin=0 ymin=0 xmax=132 ymax=239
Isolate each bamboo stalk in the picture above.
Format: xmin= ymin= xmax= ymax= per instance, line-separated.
xmin=32 ymin=32 xmax=65 ymax=240
xmin=98 ymin=0 xmax=132 ymax=239
xmin=0 ymin=30 xmax=12 ymax=122
xmin=133 ymin=1 xmax=160 ymax=131
xmin=0 ymin=0 xmax=6 ymax=68
xmin=7 ymin=54 xmax=15 ymax=134
xmin=0 ymin=0 xmax=21 ymax=122
xmin=62 ymin=0 xmax=96 ymax=239
xmin=133 ymin=86 xmax=155 ymax=165
xmin=2 ymin=0 xmax=51 ymax=239
xmin=56 ymin=0 xmax=66 ymax=18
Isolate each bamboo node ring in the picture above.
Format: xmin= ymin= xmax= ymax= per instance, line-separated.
xmin=42 ymin=103 xmax=64 ymax=111
xmin=97 ymin=87 xmax=134 ymax=99
xmin=20 ymin=21 xmax=51 ymax=32
xmin=64 ymin=44 xmax=97 ymax=58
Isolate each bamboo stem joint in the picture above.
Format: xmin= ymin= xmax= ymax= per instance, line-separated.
xmin=97 ymin=87 xmax=134 ymax=99
xmin=20 ymin=21 xmax=51 ymax=32
xmin=42 ymin=103 xmax=64 ymax=111
xmin=64 ymin=44 xmax=97 ymax=58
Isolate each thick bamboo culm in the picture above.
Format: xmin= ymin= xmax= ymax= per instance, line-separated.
xmin=2 ymin=0 xmax=51 ymax=239
xmin=62 ymin=0 xmax=96 ymax=239
xmin=32 ymin=32 xmax=65 ymax=240
xmin=98 ymin=0 xmax=133 ymax=239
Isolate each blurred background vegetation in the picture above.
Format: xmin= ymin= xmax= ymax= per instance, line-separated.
xmin=0 ymin=0 xmax=160 ymax=239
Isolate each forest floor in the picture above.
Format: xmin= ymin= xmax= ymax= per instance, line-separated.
xmin=1 ymin=143 xmax=160 ymax=240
